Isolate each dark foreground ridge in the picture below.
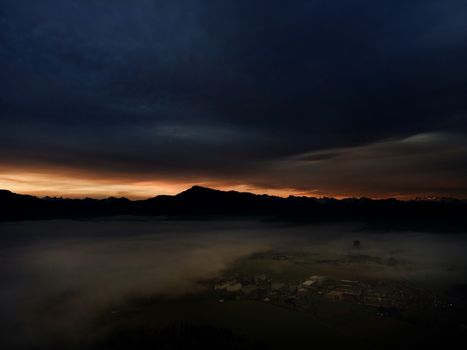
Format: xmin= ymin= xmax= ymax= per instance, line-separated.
xmin=1 ymin=186 xmax=466 ymax=229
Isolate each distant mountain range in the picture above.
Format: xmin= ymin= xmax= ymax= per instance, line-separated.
xmin=1 ymin=186 xmax=466 ymax=230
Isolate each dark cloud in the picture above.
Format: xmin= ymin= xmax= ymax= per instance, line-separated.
xmin=1 ymin=0 xmax=467 ymax=196
xmin=247 ymin=133 xmax=467 ymax=198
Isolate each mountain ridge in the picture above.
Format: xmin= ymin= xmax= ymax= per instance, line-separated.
xmin=2 ymin=186 xmax=464 ymax=203
xmin=1 ymin=186 xmax=467 ymax=229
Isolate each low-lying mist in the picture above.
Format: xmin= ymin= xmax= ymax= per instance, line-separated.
xmin=1 ymin=219 xmax=466 ymax=349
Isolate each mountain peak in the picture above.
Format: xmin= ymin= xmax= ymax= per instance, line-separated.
xmin=176 ymin=185 xmax=220 ymax=197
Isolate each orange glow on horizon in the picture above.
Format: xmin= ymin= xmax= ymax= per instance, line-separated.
xmin=0 ymin=170 xmax=189 ymax=199
xmin=0 ymin=174 xmax=305 ymax=199
xmin=0 ymin=168 xmax=427 ymax=200
xmin=0 ymin=169 xmax=321 ymax=199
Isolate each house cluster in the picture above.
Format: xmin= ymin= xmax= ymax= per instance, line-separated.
xmin=209 ymin=272 xmax=442 ymax=316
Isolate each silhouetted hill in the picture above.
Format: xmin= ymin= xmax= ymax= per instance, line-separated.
xmin=1 ymin=186 xmax=466 ymax=231
xmin=0 ymin=189 xmax=50 ymax=220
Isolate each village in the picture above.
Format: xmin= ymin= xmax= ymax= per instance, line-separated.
xmin=207 ymin=267 xmax=455 ymax=319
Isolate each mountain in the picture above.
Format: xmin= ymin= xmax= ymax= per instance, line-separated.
xmin=0 ymin=186 xmax=466 ymax=230
xmin=0 ymin=190 xmax=49 ymax=220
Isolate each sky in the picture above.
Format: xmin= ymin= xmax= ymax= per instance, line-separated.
xmin=1 ymin=0 xmax=467 ymax=199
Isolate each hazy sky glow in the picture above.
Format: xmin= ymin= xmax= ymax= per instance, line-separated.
xmin=0 ymin=169 xmax=304 ymax=199
xmin=1 ymin=0 xmax=467 ymax=198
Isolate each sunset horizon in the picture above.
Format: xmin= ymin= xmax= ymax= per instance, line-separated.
xmin=2 ymin=181 xmax=464 ymax=201
xmin=2 ymin=131 xmax=466 ymax=200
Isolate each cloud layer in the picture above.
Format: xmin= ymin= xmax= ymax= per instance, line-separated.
xmin=1 ymin=1 xmax=467 ymax=197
